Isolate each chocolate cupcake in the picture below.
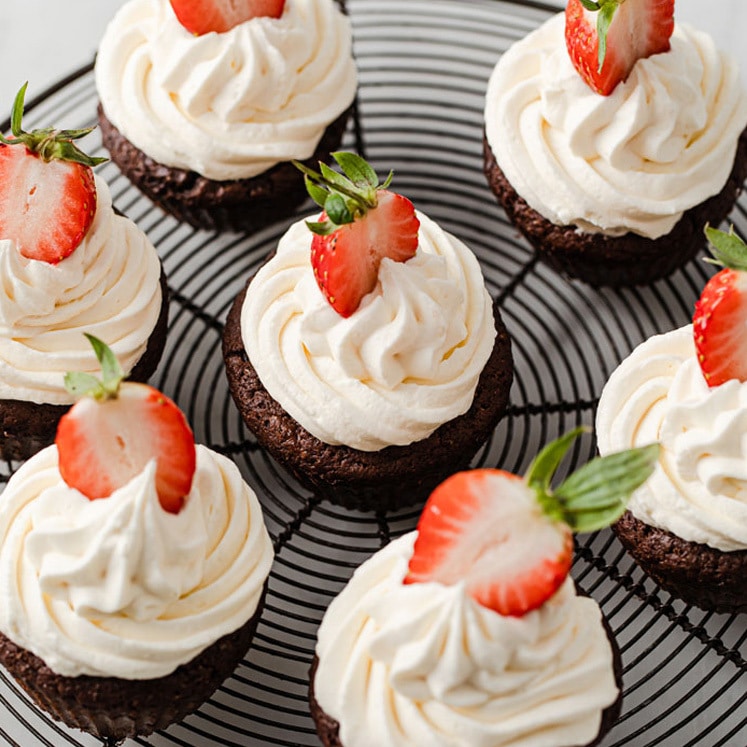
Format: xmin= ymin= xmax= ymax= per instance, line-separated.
xmin=0 ymin=87 xmax=168 ymax=461
xmin=597 ymin=258 xmax=747 ymax=617
xmin=223 ymin=281 xmax=512 ymax=511
xmin=223 ymin=153 xmax=512 ymax=511
xmin=95 ymin=0 xmax=358 ymax=232
xmin=309 ymin=434 xmax=658 ymax=746
xmin=483 ymin=9 xmax=747 ymax=286
xmin=0 ymin=341 xmax=274 ymax=740
xmin=613 ymin=511 xmax=747 ymax=614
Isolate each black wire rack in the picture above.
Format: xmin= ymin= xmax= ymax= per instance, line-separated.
xmin=1 ymin=1 xmax=746 ymax=745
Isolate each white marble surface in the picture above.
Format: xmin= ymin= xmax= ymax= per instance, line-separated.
xmin=0 ymin=0 xmax=744 ymax=117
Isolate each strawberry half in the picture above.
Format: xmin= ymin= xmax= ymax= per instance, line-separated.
xmin=405 ymin=428 xmax=659 ymax=617
xmin=169 ymin=0 xmax=285 ymax=35
xmin=0 ymin=83 xmax=106 ymax=263
xmin=295 ymin=152 xmax=419 ymax=318
xmin=693 ymin=226 xmax=747 ymax=388
xmin=56 ymin=335 xmax=196 ymax=514
xmin=565 ymin=0 xmax=674 ymax=96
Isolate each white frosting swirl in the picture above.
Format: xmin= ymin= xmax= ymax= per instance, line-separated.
xmin=596 ymin=325 xmax=747 ymax=551
xmin=240 ymin=212 xmax=497 ymax=451
xmin=95 ymin=0 xmax=357 ymax=180
xmin=314 ymin=533 xmax=619 ymax=747
xmin=0 ymin=176 xmax=163 ymax=405
xmin=0 ymin=445 xmax=274 ymax=679
xmin=485 ymin=14 xmax=747 ymax=238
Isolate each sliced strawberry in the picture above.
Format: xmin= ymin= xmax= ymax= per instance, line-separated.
xmin=169 ymin=0 xmax=285 ymax=35
xmin=0 ymin=145 xmax=97 ymax=263
xmin=56 ymin=335 xmax=196 ymax=513
xmin=310 ymin=190 xmax=419 ymax=317
xmin=296 ymin=152 xmax=420 ymax=318
xmin=405 ymin=470 xmax=573 ymax=617
xmin=0 ymin=83 xmax=106 ymax=263
xmin=404 ymin=428 xmax=660 ymax=617
xmin=693 ymin=227 xmax=747 ymax=387
xmin=565 ymin=0 xmax=674 ymax=96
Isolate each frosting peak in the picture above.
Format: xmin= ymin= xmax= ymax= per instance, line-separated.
xmin=314 ymin=534 xmax=619 ymax=747
xmin=240 ymin=212 xmax=497 ymax=451
xmin=596 ymin=325 xmax=747 ymax=551
xmin=0 ymin=445 xmax=274 ymax=679
xmin=485 ymin=14 xmax=747 ymax=238
xmin=95 ymin=0 xmax=358 ymax=180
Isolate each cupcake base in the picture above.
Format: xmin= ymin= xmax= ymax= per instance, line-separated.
xmin=0 ymin=268 xmax=170 ymax=463
xmin=98 ymin=105 xmax=354 ymax=233
xmin=614 ymin=510 xmax=747 ymax=614
xmin=482 ymin=128 xmax=747 ymax=287
xmin=0 ymin=583 xmax=267 ymax=741
xmin=222 ymin=280 xmax=513 ymax=512
xmin=308 ymin=606 xmax=624 ymax=747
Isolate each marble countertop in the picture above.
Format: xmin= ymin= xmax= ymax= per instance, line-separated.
xmin=0 ymin=0 xmax=744 ymax=117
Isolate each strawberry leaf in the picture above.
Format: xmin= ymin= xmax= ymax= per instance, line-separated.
xmin=555 ymin=443 xmax=660 ymax=532
xmin=0 ymin=83 xmax=107 ymax=168
xmin=304 ymin=175 xmax=329 ymax=209
xmin=64 ymin=334 xmax=125 ymax=401
xmin=333 ymin=151 xmax=379 ymax=189
xmin=704 ymin=224 xmax=747 ymax=272
xmin=325 ymin=193 xmax=354 ymax=226
xmin=526 ymin=426 xmax=588 ymax=494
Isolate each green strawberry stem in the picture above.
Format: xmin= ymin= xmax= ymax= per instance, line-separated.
xmin=526 ymin=426 xmax=659 ymax=533
xmin=578 ymin=0 xmax=622 ymax=72
xmin=704 ymin=224 xmax=747 ymax=272
xmin=293 ymin=151 xmax=393 ymax=237
xmin=0 ymin=83 xmax=107 ymax=167
xmin=64 ymin=334 xmax=125 ymax=401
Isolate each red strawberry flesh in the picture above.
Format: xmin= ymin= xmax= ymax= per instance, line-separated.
xmin=311 ymin=190 xmax=419 ymax=317
xmin=404 ymin=469 xmax=573 ymax=617
xmin=169 ymin=0 xmax=285 ymax=35
xmin=0 ymin=144 xmax=97 ymax=263
xmin=694 ymin=268 xmax=747 ymax=387
xmin=565 ymin=0 xmax=674 ymax=96
xmin=56 ymin=384 xmax=196 ymax=514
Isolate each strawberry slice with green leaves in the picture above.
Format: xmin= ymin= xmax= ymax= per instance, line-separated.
xmin=565 ymin=0 xmax=674 ymax=96
xmin=56 ymin=335 xmax=196 ymax=514
xmin=294 ymin=152 xmax=420 ymax=318
xmin=693 ymin=226 xmax=747 ymax=388
xmin=0 ymin=83 xmax=106 ymax=263
xmin=405 ymin=427 xmax=659 ymax=617
xmin=169 ymin=0 xmax=285 ymax=35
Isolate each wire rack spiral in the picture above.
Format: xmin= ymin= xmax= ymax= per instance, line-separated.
xmin=1 ymin=1 xmax=746 ymax=745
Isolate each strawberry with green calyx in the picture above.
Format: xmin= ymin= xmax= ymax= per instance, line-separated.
xmin=293 ymin=152 xmax=420 ymax=318
xmin=565 ymin=0 xmax=674 ymax=96
xmin=404 ymin=427 xmax=659 ymax=617
xmin=0 ymin=83 xmax=107 ymax=264
xmin=169 ymin=0 xmax=285 ymax=36
xmin=56 ymin=334 xmax=196 ymax=514
xmin=693 ymin=225 xmax=747 ymax=388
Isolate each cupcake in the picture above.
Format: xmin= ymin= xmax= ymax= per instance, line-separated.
xmin=483 ymin=0 xmax=747 ymax=286
xmin=0 ymin=337 xmax=274 ymax=740
xmin=223 ymin=152 xmax=513 ymax=511
xmin=596 ymin=227 xmax=747 ymax=614
xmin=95 ymin=0 xmax=358 ymax=232
xmin=0 ymin=85 xmax=168 ymax=461
xmin=310 ymin=429 xmax=659 ymax=747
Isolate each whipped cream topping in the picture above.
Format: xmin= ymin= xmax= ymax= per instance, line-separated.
xmin=314 ymin=533 xmax=619 ymax=747
xmin=0 ymin=445 xmax=274 ymax=679
xmin=596 ymin=325 xmax=747 ymax=551
xmin=0 ymin=176 xmax=162 ymax=405
xmin=95 ymin=0 xmax=357 ymax=181
xmin=240 ymin=212 xmax=497 ymax=451
xmin=485 ymin=14 xmax=747 ymax=238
